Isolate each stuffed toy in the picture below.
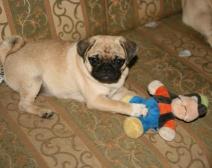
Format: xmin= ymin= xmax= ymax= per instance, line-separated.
xmin=123 ymin=80 xmax=208 ymax=141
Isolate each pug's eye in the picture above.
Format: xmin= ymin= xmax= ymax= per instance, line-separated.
xmin=88 ymin=55 xmax=100 ymax=66
xmin=113 ymin=56 xmax=125 ymax=67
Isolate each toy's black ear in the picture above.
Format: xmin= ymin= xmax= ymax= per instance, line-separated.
xmin=185 ymin=93 xmax=208 ymax=118
xmin=198 ymin=104 xmax=207 ymax=117
xmin=121 ymin=39 xmax=138 ymax=66
xmin=77 ymin=38 xmax=95 ymax=59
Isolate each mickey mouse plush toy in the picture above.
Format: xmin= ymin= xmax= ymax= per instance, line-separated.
xmin=123 ymin=80 xmax=208 ymax=141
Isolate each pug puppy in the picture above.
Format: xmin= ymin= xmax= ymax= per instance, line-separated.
xmin=182 ymin=0 xmax=212 ymax=47
xmin=0 ymin=35 xmax=147 ymax=119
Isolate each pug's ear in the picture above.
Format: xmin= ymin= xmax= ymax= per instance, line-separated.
xmin=77 ymin=38 xmax=95 ymax=59
xmin=121 ymin=38 xmax=138 ymax=65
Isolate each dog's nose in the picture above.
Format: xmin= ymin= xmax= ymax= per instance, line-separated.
xmin=102 ymin=63 xmax=114 ymax=73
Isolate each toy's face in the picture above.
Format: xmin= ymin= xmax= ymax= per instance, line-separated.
xmin=171 ymin=95 xmax=199 ymax=122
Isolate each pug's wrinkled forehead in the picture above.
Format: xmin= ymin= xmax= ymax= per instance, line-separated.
xmin=87 ymin=35 xmax=126 ymax=59
xmin=77 ymin=35 xmax=138 ymax=64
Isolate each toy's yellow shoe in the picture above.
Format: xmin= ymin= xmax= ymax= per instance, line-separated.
xmin=123 ymin=117 xmax=144 ymax=139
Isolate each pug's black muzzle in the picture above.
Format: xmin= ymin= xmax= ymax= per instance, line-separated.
xmin=91 ymin=63 xmax=121 ymax=84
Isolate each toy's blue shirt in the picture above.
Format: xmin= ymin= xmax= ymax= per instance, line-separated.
xmin=129 ymin=96 xmax=160 ymax=132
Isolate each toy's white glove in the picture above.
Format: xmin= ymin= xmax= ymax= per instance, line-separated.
xmin=130 ymin=104 xmax=148 ymax=117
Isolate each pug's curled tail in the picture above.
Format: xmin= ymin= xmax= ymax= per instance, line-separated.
xmin=0 ymin=36 xmax=25 ymax=65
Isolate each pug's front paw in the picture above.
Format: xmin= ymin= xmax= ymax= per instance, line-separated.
xmin=130 ymin=104 xmax=148 ymax=117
